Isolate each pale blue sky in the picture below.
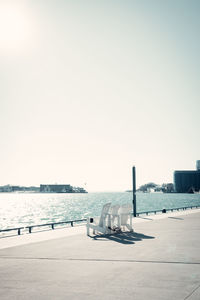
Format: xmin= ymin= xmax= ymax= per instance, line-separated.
xmin=0 ymin=0 xmax=199 ymax=191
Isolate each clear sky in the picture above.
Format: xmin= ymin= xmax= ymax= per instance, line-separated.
xmin=0 ymin=0 xmax=199 ymax=192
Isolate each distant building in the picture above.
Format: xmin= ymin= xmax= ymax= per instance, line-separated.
xmin=0 ymin=185 xmax=40 ymax=192
xmin=40 ymin=184 xmax=73 ymax=193
xmin=0 ymin=185 xmax=12 ymax=192
xmin=174 ymin=161 xmax=200 ymax=193
xmin=40 ymin=184 xmax=87 ymax=193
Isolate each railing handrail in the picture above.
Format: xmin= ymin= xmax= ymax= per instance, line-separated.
xmin=25 ymin=218 xmax=87 ymax=229
xmin=0 ymin=218 xmax=87 ymax=235
xmin=0 ymin=226 xmax=24 ymax=232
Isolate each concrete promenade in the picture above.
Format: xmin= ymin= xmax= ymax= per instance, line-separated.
xmin=0 ymin=209 xmax=200 ymax=299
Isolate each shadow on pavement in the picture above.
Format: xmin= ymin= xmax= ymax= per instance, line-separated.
xmin=137 ymin=216 xmax=153 ymax=220
xmin=168 ymin=217 xmax=184 ymax=220
xmin=92 ymin=231 xmax=155 ymax=245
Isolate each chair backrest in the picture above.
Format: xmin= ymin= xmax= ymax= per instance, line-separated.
xmin=110 ymin=205 xmax=120 ymax=227
xmin=110 ymin=204 xmax=120 ymax=215
xmin=99 ymin=202 xmax=111 ymax=227
xmin=120 ymin=204 xmax=132 ymax=224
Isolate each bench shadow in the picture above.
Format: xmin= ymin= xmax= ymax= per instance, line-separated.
xmin=168 ymin=217 xmax=184 ymax=220
xmin=137 ymin=216 xmax=153 ymax=220
xmin=92 ymin=231 xmax=155 ymax=245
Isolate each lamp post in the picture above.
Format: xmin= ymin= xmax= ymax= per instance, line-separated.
xmin=132 ymin=166 xmax=136 ymax=217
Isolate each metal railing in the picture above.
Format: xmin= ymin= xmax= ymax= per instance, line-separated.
xmin=136 ymin=205 xmax=200 ymax=216
xmin=0 ymin=218 xmax=87 ymax=236
xmin=0 ymin=226 xmax=24 ymax=236
xmin=1 ymin=205 xmax=200 ymax=237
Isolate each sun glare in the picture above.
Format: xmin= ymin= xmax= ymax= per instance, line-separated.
xmin=0 ymin=2 xmax=33 ymax=54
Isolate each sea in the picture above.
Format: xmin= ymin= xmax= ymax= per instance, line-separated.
xmin=0 ymin=192 xmax=200 ymax=229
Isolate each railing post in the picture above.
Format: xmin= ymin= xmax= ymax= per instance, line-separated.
xmin=51 ymin=224 xmax=54 ymax=230
xmin=29 ymin=227 xmax=32 ymax=233
xmin=71 ymin=221 xmax=73 ymax=227
xmin=18 ymin=228 xmax=21 ymax=235
xmin=132 ymin=166 xmax=136 ymax=217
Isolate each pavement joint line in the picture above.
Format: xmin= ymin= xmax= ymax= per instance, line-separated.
xmin=184 ymin=283 xmax=200 ymax=300
xmin=1 ymin=256 xmax=200 ymax=265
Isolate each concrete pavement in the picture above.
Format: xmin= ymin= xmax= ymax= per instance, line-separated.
xmin=0 ymin=209 xmax=200 ymax=299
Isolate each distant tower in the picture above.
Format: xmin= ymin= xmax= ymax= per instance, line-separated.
xmin=196 ymin=160 xmax=200 ymax=171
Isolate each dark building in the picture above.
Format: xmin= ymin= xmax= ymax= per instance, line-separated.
xmin=39 ymin=184 xmax=87 ymax=193
xmin=40 ymin=184 xmax=73 ymax=193
xmin=174 ymin=161 xmax=200 ymax=193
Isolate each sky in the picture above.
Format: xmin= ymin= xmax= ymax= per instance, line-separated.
xmin=0 ymin=0 xmax=199 ymax=192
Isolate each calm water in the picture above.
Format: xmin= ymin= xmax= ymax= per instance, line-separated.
xmin=0 ymin=192 xmax=200 ymax=229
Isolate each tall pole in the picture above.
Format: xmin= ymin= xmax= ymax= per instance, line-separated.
xmin=132 ymin=166 xmax=136 ymax=217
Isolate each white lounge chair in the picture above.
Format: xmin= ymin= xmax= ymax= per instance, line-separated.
xmin=119 ymin=204 xmax=133 ymax=232
xmin=86 ymin=202 xmax=111 ymax=236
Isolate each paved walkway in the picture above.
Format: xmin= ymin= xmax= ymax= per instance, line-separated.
xmin=0 ymin=209 xmax=200 ymax=299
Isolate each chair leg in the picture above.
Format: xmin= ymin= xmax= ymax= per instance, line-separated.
xmin=129 ymin=215 xmax=133 ymax=232
xmin=87 ymin=225 xmax=90 ymax=236
xmin=126 ymin=224 xmax=133 ymax=232
xmin=118 ymin=215 xmax=121 ymax=229
xmin=107 ymin=227 xmax=111 ymax=234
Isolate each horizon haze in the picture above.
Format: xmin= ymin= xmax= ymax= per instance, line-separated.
xmin=0 ymin=0 xmax=199 ymax=192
